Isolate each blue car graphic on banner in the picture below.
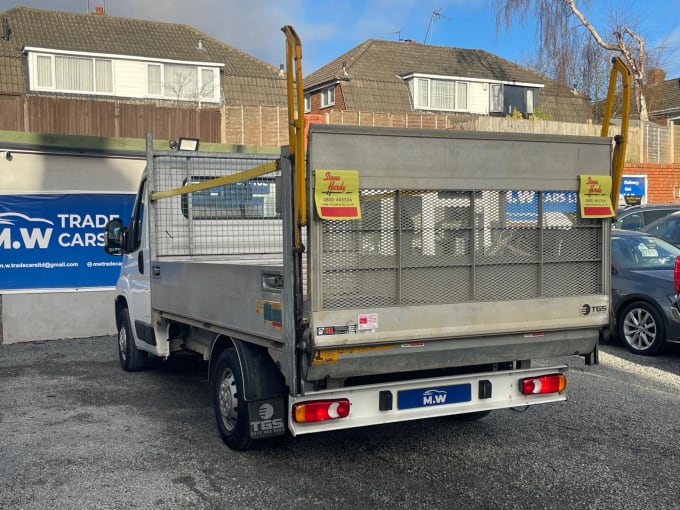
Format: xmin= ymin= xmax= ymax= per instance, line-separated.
xmin=0 ymin=193 xmax=135 ymax=291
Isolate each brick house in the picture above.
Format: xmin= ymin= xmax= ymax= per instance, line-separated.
xmin=303 ymin=39 xmax=593 ymax=123
xmin=0 ymin=6 xmax=287 ymax=143
xmin=645 ymin=69 xmax=680 ymax=126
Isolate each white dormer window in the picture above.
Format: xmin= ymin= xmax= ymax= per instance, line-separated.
xmin=27 ymin=47 xmax=222 ymax=104
xmin=320 ymin=86 xmax=335 ymax=108
xmin=147 ymin=64 xmax=217 ymax=101
xmin=34 ymin=54 xmax=113 ymax=94
xmin=409 ymin=76 xmax=468 ymax=111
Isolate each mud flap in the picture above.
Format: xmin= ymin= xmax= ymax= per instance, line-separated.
xmin=248 ymin=397 xmax=287 ymax=438
xmin=231 ymin=340 xmax=288 ymax=438
xmin=583 ymin=343 xmax=599 ymax=365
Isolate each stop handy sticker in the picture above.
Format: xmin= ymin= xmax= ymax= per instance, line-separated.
xmin=314 ymin=169 xmax=361 ymax=220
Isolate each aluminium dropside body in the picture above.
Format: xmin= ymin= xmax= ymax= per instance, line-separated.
xmin=147 ymin=124 xmax=610 ymax=438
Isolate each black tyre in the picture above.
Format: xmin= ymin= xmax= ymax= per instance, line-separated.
xmin=117 ymin=308 xmax=148 ymax=371
xmin=212 ymin=348 xmax=252 ymax=450
xmin=618 ymin=301 xmax=666 ymax=356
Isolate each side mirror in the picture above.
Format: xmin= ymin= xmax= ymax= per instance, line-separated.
xmin=104 ymin=218 xmax=127 ymax=255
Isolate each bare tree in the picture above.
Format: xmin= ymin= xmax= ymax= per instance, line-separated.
xmin=495 ymin=0 xmax=651 ymax=120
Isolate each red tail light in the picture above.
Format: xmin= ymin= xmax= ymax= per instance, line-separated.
xmin=520 ymin=374 xmax=566 ymax=395
xmin=674 ymin=256 xmax=680 ymax=295
xmin=292 ymin=399 xmax=350 ymax=423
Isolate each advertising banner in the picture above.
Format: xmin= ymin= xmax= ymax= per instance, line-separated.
xmin=506 ymin=190 xmax=577 ymax=223
xmin=619 ymin=175 xmax=647 ymax=205
xmin=0 ymin=194 xmax=135 ymax=291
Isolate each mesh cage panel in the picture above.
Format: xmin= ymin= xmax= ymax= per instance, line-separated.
xmin=319 ymin=189 xmax=603 ymax=309
xmin=151 ymin=154 xmax=282 ymax=258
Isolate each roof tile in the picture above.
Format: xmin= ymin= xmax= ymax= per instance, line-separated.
xmin=0 ymin=7 xmax=286 ymax=105
xmin=305 ymin=39 xmax=592 ymax=123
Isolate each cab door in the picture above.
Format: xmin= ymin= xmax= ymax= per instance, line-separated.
xmin=122 ymin=177 xmax=153 ymax=347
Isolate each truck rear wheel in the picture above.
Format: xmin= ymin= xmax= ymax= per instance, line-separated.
xmin=212 ymin=348 xmax=252 ymax=450
xmin=118 ymin=308 xmax=148 ymax=371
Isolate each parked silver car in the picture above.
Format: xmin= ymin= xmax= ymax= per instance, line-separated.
xmin=611 ymin=230 xmax=680 ymax=355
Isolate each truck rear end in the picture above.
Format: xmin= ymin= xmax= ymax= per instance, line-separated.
xmin=286 ymin=124 xmax=609 ymax=435
xmin=108 ymin=26 xmax=621 ymax=449
xmin=143 ymin=124 xmax=610 ymax=444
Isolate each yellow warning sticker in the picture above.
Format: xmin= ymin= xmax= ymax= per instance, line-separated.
xmin=314 ymin=169 xmax=361 ymax=220
xmin=311 ymin=344 xmax=394 ymax=365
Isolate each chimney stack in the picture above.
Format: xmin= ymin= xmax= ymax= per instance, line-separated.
xmin=2 ymin=18 xmax=10 ymax=41
xmin=93 ymin=6 xmax=105 ymax=15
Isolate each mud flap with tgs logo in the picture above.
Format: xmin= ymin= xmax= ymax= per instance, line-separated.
xmin=248 ymin=397 xmax=287 ymax=438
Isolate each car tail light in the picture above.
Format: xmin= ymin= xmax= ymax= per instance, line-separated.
xmin=674 ymin=256 xmax=680 ymax=295
xmin=520 ymin=374 xmax=566 ymax=395
xmin=292 ymin=399 xmax=350 ymax=423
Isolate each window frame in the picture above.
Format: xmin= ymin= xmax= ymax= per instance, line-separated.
xmin=411 ymin=76 xmax=469 ymax=112
xmin=27 ymin=48 xmax=223 ymax=104
xmin=33 ymin=53 xmax=113 ymax=95
xmin=320 ymin=86 xmax=335 ymax=108
xmin=147 ymin=63 xmax=217 ymax=102
xmin=490 ymin=83 xmax=503 ymax=113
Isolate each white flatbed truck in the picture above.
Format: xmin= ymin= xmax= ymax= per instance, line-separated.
xmin=104 ymin=27 xmax=629 ymax=450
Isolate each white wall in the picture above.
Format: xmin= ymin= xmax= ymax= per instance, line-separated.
xmin=0 ymin=148 xmax=145 ymax=344
xmin=1 ymin=290 xmax=117 ymax=344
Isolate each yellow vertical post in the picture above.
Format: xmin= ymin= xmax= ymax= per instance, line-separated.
xmin=601 ymin=57 xmax=631 ymax=209
xmin=282 ymin=25 xmax=307 ymax=250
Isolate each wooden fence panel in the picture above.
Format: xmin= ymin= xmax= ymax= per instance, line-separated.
xmin=118 ymin=103 xmax=220 ymax=142
xmin=222 ymin=105 xmax=287 ymax=146
xmin=28 ymin=96 xmax=116 ymax=137
xmin=0 ymin=95 xmax=23 ymax=131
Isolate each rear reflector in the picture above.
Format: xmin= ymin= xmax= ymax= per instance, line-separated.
xmin=292 ymin=399 xmax=350 ymax=423
xmin=674 ymin=256 xmax=680 ymax=295
xmin=520 ymin=374 xmax=566 ymax=395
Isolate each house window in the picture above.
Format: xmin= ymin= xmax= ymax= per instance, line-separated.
xmin=526 ymin=89 xmax=535 ymax=114
xmin=147 ymin=63 xmax=216 ymax=101
xmin=504 ymin=85 xmax=539 ymax=117
xmin=431 ymin=80 xmax=454 ymax=110
xmin=36 ymin=55 xmax=52 ymax=88
xmin=28 ymin=49 xmax=221 ymax=103
xmin=95 ymin=59 xmax=113 ymax=93
xmin=417 ymin=78 xmax=429 ymax=108
xmin=200 ymin=69 xmax=215 ymax=99
xmin=148 ymin=65 xmax=161 ymax=95
xmin=35 ymin=54 xmax=113 ymax=93
xmin=320 ymin=86 xmax=335 ymax=108
xmin=456 ymin=82 xmax=468 ymax=110
xmin=490 ymin=84 xmax=503 ymax=113
xmin=411 ymin=77 xmax=468 ymax=112
xmin=304 ymin=94 xmax=311 ymax=113
xmin=165 ymin=64 xmax=198 ymax=99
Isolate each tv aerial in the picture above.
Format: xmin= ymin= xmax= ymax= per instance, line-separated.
xmin=388 ymin=29 xmax=404 ymax=42
xmin=424 ymin=8 xmax=450 ymax=44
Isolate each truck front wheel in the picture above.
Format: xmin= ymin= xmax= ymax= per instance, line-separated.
xmin=212 ymin=348 xmax=252 ymax=450
xmin=117 ymin=308 xmax=148 ymax=371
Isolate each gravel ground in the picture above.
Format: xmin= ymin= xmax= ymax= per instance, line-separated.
xmin=1 ymin=335 xmax=680 ymax=510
